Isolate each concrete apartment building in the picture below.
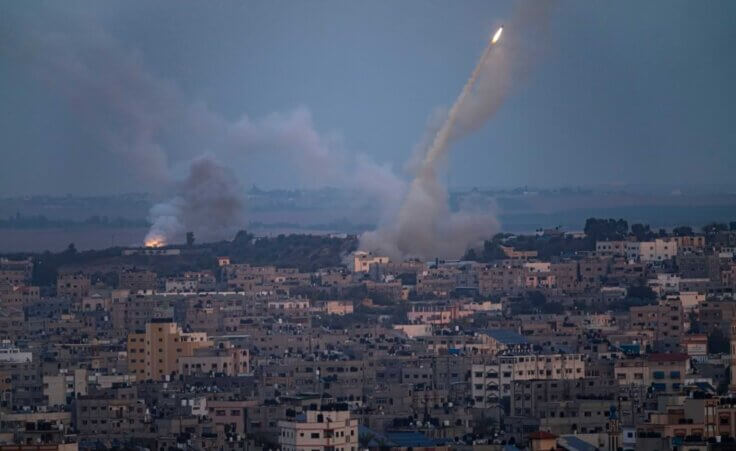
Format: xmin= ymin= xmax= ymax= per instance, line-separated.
xmin=0 ymin=258 xmax=33 ymax=289
xmin=179 ymin=345 xmax=250 ymax=376
xmin=597 ymin=239 xmax=677 ymax=262
xmin=629 ymin=298 xmax=684 ymax=352
xmin=614 ymin=353 xmax=689 ymax=393
xmin=351 ymin=251 xmax=389 ymax=273
xmin=56 ymin=273 xmax=90 ymax=302
xmin=73 ymin=384 xmax=148 ymax=440
xmin=118 ymin=268 xmax=157 ymax=292
xmin=471 ymin=353 xmax=586 ymax=407
xmin=477 ymin=263 xmax=526 ymax=297
xmin=278 ymin=406 xmax=358 ymax=451
xmin=127 ymin=319 xmax=212 ymax=380
xmin=671 ymin=235 xmax=706 ymax=253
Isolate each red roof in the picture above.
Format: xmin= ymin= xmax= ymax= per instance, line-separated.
xmin=647 ymin=353 xmax=689 ymax=362
xmin=530 ymin=431 xmax=557 ymax=440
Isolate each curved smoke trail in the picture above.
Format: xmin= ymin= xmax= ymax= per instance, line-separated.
xmin=361 ymin=3 xmax=556 ymax=260
xmin=421 ymin=34 xmax=498 ymax=173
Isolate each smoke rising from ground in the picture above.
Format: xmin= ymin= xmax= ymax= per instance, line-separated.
xmin=145 ymin=156 xmax=246 ymax=245
xmin=361 ymin=3 xmax=555 ymax=260
xmin=5 ymin=11 xmax=404 ymax=245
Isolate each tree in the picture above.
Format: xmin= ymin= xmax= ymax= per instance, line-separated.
xmin=584 ymin=218 xmax=628 ymax=242
xmin=718 ymin=367 xmax=730 ymax=395
xmin=627 ymin=285 xmax=656 ymax=301
xmin=463 ymin=248 xmax=478 ymax=261
xmin=673 ymin=226 xmax=694 ymax=237
xmin=233 ymin=230 xmax=254 ymax=244
xmin=688 ymin=311 xmax=701 ymax=334
xmin=186 ymin=232 xmax=195 ymax=247
xmin=630 ymin=223 xmax=653 ymax=241
xmin=708 ymin=329 xmax=730 ymax=355
xmin=703 ymin=223 xmax=728 ymax=235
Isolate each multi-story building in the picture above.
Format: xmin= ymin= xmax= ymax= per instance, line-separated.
xmin=74 ymin=384 xmax=149 ymax=440
xmin=126 ymin=319 xmax=212 ymax=380
xmin=677 ymin=255 xmax=722 ymax=281
xmin=118 ymin=268 xmax=157 ymax=292
xmin=615 ymin=353 xmax=689 ymax=393
xmin=179 ymin=345 xmax=250 ymax=376
xmin=0 ymin=258 xmax=33 ymax=288
xmin=56 ymin=273 xmax=90 ymax=302
xmin=278 ymin=405 xmax=358 ymax=451
xmin=629 ymin=298 xmax=684 ymax=352
xmin=351 ymin=252 xmax=389 ymax=273
xmin=477 ymin=263 xmax=527 ymax=296
xmin=471 ymin=353 xmax=586 ymax=407
xmin=634 ymin=239 xmax=678 ymax=262
xmin=671 ymin=235 xmax=706 ymax=253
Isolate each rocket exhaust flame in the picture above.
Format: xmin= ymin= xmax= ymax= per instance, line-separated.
xmin=492 ymin=26 xmax=503 ymax=44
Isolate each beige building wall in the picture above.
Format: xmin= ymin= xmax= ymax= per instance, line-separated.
xmin=127 ymin=320 xmax=212 ymax=380
xmin=352 ymin=252 xmax=389 ymax=273
xmin=278 ymin=409 xmax=358 ymax=451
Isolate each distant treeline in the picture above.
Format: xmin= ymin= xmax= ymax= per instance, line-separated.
xmin=0 ymin=214 xmax=150 ymax=229
xmin=0 ymin=229 xmax=358 ymax=286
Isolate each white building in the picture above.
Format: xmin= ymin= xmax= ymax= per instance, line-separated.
xmin=278 ymin=407 xmax=358 ymax=451
xmin=0 ymin=342 xmax=32 ymax=363
xmin=648 ymin=274 xmax=681 ymax=294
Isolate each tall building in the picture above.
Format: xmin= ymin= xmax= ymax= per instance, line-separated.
xmin=127 ymin=318 xmax=212 ymax=380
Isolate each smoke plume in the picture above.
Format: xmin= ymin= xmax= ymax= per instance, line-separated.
xmin=145 ymin=156 xmax=246 ymax=246
xmin=361 ymin=3 xmax=555 ymax=260
xmin=5 ymin=10 xmax=404 ymax=246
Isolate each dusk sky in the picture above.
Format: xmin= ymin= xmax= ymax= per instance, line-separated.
xmin=1 ymin=0 xmax=735 ymax=195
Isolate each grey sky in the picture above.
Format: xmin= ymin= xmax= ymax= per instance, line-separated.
xmin=1 ymin=0 xmax=734 ymax=196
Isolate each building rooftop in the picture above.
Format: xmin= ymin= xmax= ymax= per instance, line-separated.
xmin=483 ymin=329 xmax=529 ymax=346
xmin=647 ymin=353 xmax=689 ymax=362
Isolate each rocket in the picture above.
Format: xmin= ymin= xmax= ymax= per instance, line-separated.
xmin=492 ymin=26 xmax=503 ymax=45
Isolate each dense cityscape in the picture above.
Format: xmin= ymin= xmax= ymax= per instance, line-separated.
xmin=0 ymin=219 xmax=735 ymax=450
xmin=3 ymin=1 xmax=735 ymax=450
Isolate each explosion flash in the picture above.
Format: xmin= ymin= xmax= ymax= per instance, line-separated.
xmin=144 ymin=237 xmax=166 ymax=248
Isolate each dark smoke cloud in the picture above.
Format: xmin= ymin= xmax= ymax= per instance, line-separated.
xmin=5 ymin=10 xmax=404 ymax=245
xmin=145 ymin=156 xmax=246 ymax=245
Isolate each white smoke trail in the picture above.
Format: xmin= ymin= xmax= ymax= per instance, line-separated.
xmin=361 ymin=3 xmax=556 ymax=260
xmin=359 ymin=35 xmax=501 ymax=260
xmin=421 ymin=35 xmax=497 ymax=171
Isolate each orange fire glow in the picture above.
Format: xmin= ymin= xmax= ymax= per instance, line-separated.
xmin=144 ymin=237 xmax=166 ymax=248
